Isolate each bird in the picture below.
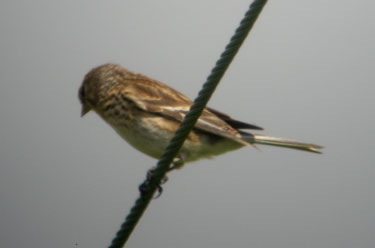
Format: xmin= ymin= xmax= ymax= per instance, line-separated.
xmin=79 ymin=63 xmax=322 ymax=169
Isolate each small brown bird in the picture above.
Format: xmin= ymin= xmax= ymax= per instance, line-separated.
xmin=79 ymin=64 xmax=322 ymax=169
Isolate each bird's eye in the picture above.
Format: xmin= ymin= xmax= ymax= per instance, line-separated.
xmin=79 ymin=86 xmax=85 ymax=102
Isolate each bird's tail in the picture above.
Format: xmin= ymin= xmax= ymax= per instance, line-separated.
xmin=247 ymin=134 xmax=323 ymax=154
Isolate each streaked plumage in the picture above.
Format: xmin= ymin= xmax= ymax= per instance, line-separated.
xmin=79 ymin=64 xmax=322 ymax=168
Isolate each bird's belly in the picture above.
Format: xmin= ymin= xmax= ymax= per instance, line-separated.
xmin=107 ymin=114 xmax=244 ymax=163
xmin=111 ymin=118 xmax=174 ymax=159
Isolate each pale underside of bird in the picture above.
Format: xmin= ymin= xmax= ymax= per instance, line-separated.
xmin=79 ymin=64 xmax=322 ymax=168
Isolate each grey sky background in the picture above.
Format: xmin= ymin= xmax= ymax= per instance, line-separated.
xmin=1 ymin=0 xmax=374 ymax=247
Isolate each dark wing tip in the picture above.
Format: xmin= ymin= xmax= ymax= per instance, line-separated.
xmin=226 ymin=119 xmax=263 ymax=130
xmin=206 ymin=107 xmax=263 ymax=131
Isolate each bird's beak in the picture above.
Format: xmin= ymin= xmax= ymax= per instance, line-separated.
xmin=81 ymin=104 xmax=91 ymax=117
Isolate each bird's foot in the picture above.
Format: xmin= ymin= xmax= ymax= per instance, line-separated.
xmin=139 ymin=166 xmax=169 ymax=198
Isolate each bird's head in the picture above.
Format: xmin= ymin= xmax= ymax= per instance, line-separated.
xmin=79 ymin=64 xmax=121 ymax=117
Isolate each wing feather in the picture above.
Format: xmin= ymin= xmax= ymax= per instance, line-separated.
xmin=207 ymin=107 xmax=263 ymax=130
xmin=119 ymin=74 xmax=252 ymax=146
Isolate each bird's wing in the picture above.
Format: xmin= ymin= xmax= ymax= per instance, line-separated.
xmin=120 ymin=74 xmax=252 ymax=145
xmin=206 ymin=107 xmax=263 ymax=130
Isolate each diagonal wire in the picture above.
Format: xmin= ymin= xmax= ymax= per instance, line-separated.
xmin=108 ymin=0 xmax=268 ymax=247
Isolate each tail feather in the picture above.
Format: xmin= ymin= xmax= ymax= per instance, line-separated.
xmin=250 ymin=134 xmax=323 ymax=154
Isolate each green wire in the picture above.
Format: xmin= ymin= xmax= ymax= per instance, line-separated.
xmin=108 ymin=1 xmax=268 ymax=247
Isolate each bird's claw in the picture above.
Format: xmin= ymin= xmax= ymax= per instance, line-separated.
xmin=139 ymin=166 xmax=169 ymax=199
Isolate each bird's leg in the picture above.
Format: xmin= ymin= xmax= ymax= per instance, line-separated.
xmin=169 ymin=155 xmax=185 ymax=170
xmin=139 ymin=156 xmax=185 ymax=198
xmin=139 ymin=165 xmax=170 ymax=198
